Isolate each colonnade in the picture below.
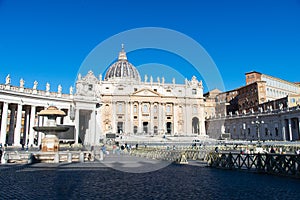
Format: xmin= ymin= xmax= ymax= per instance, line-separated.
xmin=0 ymin=101 xmax=71 ymax=147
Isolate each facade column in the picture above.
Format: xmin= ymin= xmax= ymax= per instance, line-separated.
xmin=150 ymin=102 xmax=153 ymax=135
xmin=0 ymin=102 xmax=8 ymax=145
xmin=90 ymin=109 xmax=96 ymax=145
xmin=182 ymin=104 xmax=186 ymax=135
xmin=161 ymin=103 xmax=165 ymax=134
xmin=173 ymin=103 xmax=177 ymax=135
xmin=200 ymin=105 xmax=206 ymax=135
xmin=288 ymin=118 xmax=293 ymax=141
xmin=158 ymin=103 xmax=162 ymax=134
xmin=14 ymin=104 xmax=23 ymax=146
xmin=95 ymin=106 xmax=102 ymax=145
xmin=112 ymin=102 xmax=116 ymax=133
xmin=7 ymin=104 xmax=16 ymax=145
xmin=28 ymin=106 xmax=36 ymax=146
xmin=75 ymin=108 xmax=80 ymax=144
xmin=130 ymin=102 xmax=133 ymax=134
xmin=186 ymin=103 xmax=192 ymax=134
xmin=138 ymin=102 xmax=142 ymax=133
xmin=124 ymin=102 xmax=127 ymax=133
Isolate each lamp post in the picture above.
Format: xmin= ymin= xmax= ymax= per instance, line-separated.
xmin=252 ymin=116 xmax=264 ymax=142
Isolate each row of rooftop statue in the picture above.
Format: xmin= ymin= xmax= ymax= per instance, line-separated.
xmin=4 ymin=74 xmax=74 ymax=95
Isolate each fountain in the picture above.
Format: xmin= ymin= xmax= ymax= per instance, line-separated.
xmin=33 ymin=106 xmax=69 ymax=152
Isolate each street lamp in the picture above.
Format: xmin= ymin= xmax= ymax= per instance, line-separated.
xmin=251 ymin=116 xmax=264 ymax=142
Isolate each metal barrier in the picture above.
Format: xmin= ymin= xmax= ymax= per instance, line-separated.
xmin=206 ymin=152 xmax=300 ymax=177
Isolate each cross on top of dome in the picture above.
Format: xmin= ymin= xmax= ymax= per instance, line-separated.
xmin=118 ymin=44 xmax=127 ymax=60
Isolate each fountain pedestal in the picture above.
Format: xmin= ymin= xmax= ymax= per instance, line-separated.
xmin=41 ymin=135 xmax=59 ymax=152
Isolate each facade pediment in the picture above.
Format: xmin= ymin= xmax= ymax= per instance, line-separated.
xmin=131 ymin=88 xmax=161 ymax=97
xmin=80 ymin=71 xmax=99 ymax=84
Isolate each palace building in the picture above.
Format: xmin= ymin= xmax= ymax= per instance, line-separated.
xmin=0 ymin=46 xmax=206 ymax=147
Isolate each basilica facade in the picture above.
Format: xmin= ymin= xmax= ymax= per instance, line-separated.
xmin=0 ymin=46 xmax=206 ymax=147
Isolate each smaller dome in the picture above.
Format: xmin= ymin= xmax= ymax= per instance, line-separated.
xmin=104 ymin=45 xmax=141 ymax=82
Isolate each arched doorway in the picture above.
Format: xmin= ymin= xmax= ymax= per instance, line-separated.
xmin=192 ymin=117 xmax=199 ymax=134
xmin=133 ymin=126 xmax=138 ymax=134
xmin=117 ymin=122 xmax=123 ymax=133
xmin=143 ymin=122 xmax=148 ymax=134
xmin=153 ymin=126 xmax=158 ymax=134
xmin=166 ymin=122 xmax=172 ymax=134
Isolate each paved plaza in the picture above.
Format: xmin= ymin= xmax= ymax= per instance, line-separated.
xmin=1 ymin=153 xmax=300 ymax=200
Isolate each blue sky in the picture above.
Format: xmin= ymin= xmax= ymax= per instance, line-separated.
xmin=0 ymin=0 xmax=299 ymax=93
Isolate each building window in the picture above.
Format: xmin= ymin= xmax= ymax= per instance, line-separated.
xmin=143 ymin=104 xmax=148 ymax=113
xmin=247 ymin=128 xmax=250 ymax=135
xmin=106 ymin=87 xmax=109 ymax=90
xmin=154 ymin=89 xmax=157 ymax=92
xmin=166 ymin=105 xmax=171 ymax=113
xmin=167 ymin=89 xmax=171 ymax=92
xmin=134 ymin=105 xmax=137 ymax=113
xmin=153 ymin=105 xmax=158 ymax=113
xmin=192 ymin=89 xmax=197 ymax=95
xmin=275 ymin=127 xmax=279 ymax=136
xmin=118 ymin=103 xmax=123 ymax=113
xmin=118 ymin=88 xmax=123 ymax=90
xmin=88 ymin=84 xmax=93 ymax=91
xmin=134 ymin=88 xmax=137 ymax=92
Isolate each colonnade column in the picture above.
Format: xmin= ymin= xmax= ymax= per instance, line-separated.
xmin=0 ymin=102 xmax=8 ymax=145
xmin=28 ymin=106 xmax=36 ymax=146
xmin=281 ymin=120 xmax=286 ymax=141
xmin=298 ymin=117 xmax=300 ymax=139
xmin=288 ymin=118 xmax=293 ymax=141
xmin=14 ymin=104 xmax=23 ymax=146
xmin=75 ymin=108 xmax=80 ymax=144
xmin=8 ymin=104 xmax=16 ymax=145
xmin=23 ymin=107 xmax=30 ymax=145
xmin=38 ymin=115 xmax=44 ymax=146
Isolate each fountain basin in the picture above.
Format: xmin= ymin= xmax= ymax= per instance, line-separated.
xmin=33 ymin=125 xmax=70 ymax=133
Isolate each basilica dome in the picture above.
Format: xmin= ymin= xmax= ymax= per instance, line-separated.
xmin=104 ymin=45 xmax=141 ymax=82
